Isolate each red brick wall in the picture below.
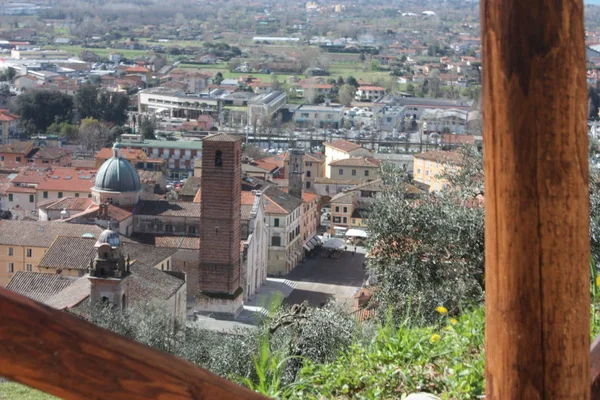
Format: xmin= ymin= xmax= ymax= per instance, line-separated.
xmin=199 ymin=138 xmax=242 ymax=294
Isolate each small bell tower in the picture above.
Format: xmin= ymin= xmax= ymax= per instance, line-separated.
xmin=88 ymin=227 xmax=131 ymax=310
xmin=288 ymin=149 xmax=305 ymax=199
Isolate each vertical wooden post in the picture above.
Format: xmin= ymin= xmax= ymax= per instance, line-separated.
xmin=482 ymin=0 xmax=590 ymax=398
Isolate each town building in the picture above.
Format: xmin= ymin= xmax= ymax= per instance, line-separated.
xmin=355 ymin=86 xmax=386 ymax=102
xmin=329 ymin=179 xmax=386 ymax=232
xmin=283 ymin=152 xmax=324 ymax=191
xmin=374 ymin=105 xmax=405 ymax=132
xmin=262 ymin=184 xmax=303 ymax=276
xmin=6 ymin=227 xmax=186 ymax=324
xmin=413 ymin=150 xmax=461 ymax=192
xmin=240 ymin=191 xmax=268 ymax=300
xmin=294 ymin=105 xmax=344 ymax=129
xmin=380 ymin=96 xmax=473 ymax=119
xmin=420 ymin=108 xmax=470 ymax=134
xmin=137 ymin=87 xmax=219 ymax=120
xmin=0 ymin=220 xmax=106 ymax=287
xmin=0 ymin=110 xmax=20 ymax=143
xmin=119 ymin=134 xmax=202 ymax=179
xmin=323 ymin=140 xmax=372 ymax=178
xmin=247 ymin=90 xmax=287 ymax=127
xmin=0 ymin=141 xmax=72 ymax=168
xmin=328 ymin=157 xmax=380 ymax=181
xmin=6 ymin=166 xmax=96 ymax=212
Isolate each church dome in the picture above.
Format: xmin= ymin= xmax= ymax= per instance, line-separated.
xmin=94 ymin=144 xmax=141 ymax=193
xmin=95 ymin=228 xmax=121 ymax=249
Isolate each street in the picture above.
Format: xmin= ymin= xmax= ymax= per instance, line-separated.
xmin=284 ymin=245 xmax=367 ymax=309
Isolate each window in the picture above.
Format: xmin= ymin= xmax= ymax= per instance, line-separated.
xmin=274 ymin=218 xmax=280 ymax=227
xmin=26 ymin=248 xmax=32 ymax=258
xmin=306 ymin=170 xmax=311 ymax=177
xmin=88 ymin=194 xmax=92 ymax=198
xmin=8 ymin=247 xmax=13 ymax=256
xmin=43 ymin=160 xmax=49 ymax=164
xmin=338 ymin=168 xmax=343 ymax=175
xmin=271 ymin=236 xmax=281 ymax=246
xmin=7 ymin=263 xmax=14 ymax=273
xmin=417 ymin=168 xmax=421 ymax=174
xmin=215 ymin=150 xmax=223 ymax=167
xmin=333 ymin=216 xmax=341 ymax=223
xmin=335 ymin=206 xmax=340 ymax=212
xmin=365 ymin=170 xmax=369 ymax=177
xmin=165 ymin=224 xmax=174 ymax=232
xmin=306 ymin=181 xmax=311 ymax=189
xmin=43 ymin=191 xmax=48 ymax=199
xmin=296 ymin=226 xmax=300 ymax=235
xmin=25 ymin=264 xmax=32 ymax=272
xmin=15 ymin=156 xmax=20 ymax=162
xmin=352 ymin=169 xmax=356 ymax=176
xmin=0 ymin=156 xmax=3 ymax=161
xmin=426 ymin=170 xmax=430 ymax=176
xmin=301 ymin=113 xmax=309 ymax=118
xmin=58 ymin=192 xmax=63 ymax=198
xmin=75 ymin=193 xmax=80 ymax=198
xmin=188 ymin=226 xmax=197 ymax=234
xmin=352 ymin=218 xmax=356 ymax=224
xmin=29 ymin=194 xmax=34 ymax=203
xmin=8 ymin=194 xmax=12 ymax=202
xmin=166 ymin=261 xmax=170 ymax=270
xmin=343 ymin=207 xmax=348 ymax=213
xmin=343 ymin=217 xmax=347 ymax=224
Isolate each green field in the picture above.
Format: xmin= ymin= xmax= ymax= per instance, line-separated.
xmin=0 ymin=383 xmax=56 ymax=400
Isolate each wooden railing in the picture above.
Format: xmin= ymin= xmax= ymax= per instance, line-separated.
xmin=0 ymin=288 xmax=266 ymax=399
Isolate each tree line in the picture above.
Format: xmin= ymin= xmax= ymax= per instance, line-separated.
xmin=10 ymin=84 xmax=130 ymax=135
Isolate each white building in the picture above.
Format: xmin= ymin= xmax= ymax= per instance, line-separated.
xmin=324 ymin=139 xmax=372 ymax=178
xmin=420 ymin=108 xmax=470 ymax=134
xmin=355 ymin=86 xmax=386 ymax=102
xmin=241 ymin=193 xmax=269 ymax=300
xmin=262 ymin=185 xmax=303 ymax=276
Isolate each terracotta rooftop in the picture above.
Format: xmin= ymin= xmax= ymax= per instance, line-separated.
xmin=6 ymin=272 xmax=77 ymax=303
xmin=329 ymin=157 xmax=381 ymax=168
xmin=31 ymin=147 xmax=73 ymax=160
xmin=202 ymin=133 xmax=242 ymax=142
xmin=40 ymin=197 xmax=93 ymax=211
xmin=0 ymin=141 xmax=34 ymax=154
xmin=12 ymin=167 xmax=97 ymax=193
xmin=325 ymin=140 xmax=362 ymax=153
xmin=0 ymin=221 xmax=105 ymax=247
xmin=39 ymin=237 xmax=177 ymax=271
xmin=131 ymin=234 xmax=201 ymax=250
xmin=414 ymin=150 xmax=462 ymax=163
xmin=96 ymin=147 xmax=146 ymax=161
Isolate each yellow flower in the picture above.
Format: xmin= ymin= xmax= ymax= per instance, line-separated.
xmin=449 ymin=318 xmax=458 ymax=325
xmin=430 ymin=334 xmax=441 ymax=344
xmin=435 ymin=306 xmax=448 ymax=315
xmin=596 ymin=276 xmax=600 ymax=288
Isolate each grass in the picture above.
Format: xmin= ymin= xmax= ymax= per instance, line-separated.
xmin=0 ymin=383 xmax=56 ymax=400
xmin=290 ymin=307 xmax=486 ymax=399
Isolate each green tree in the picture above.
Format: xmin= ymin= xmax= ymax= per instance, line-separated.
xmin=13 ymin=90 xmax=73 ymax=132
xmin=74 ymin=84 xmax=100 ymax=121
xmin=5 ymin=67 xmax=15 ymax=82
xmin=367 ymin=148 xmax=485 ymax=324
xmin=346 ymin=76 xmax=359 ymax=88
xmin=214 ymin=71 xmax=224 ymax=86
xmin=139 ymin=116 xmax=156 ymax=139
xmin=338 ymin=84 xmax=356 ymax=107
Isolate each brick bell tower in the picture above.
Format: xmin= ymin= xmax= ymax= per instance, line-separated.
xmin=197 ymin=133 xmax=243 ymax=317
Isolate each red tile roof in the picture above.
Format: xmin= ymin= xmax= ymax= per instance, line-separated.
xmin=414 ymin=151 xmax=462 ymax=163
xmin=325 ymin=140 xmax=362 ymax=153
xmin=12 ymin=167 xmax=97 ymax=192
xmin=329 ymin=157 xmax=381 ymax=167
xmin=96 ymin=147 xmax=146 ymax=161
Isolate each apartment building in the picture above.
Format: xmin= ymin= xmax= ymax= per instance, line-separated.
xmin=283 ymin=152 xmax=324 ymax=191
xmin=119 ymin=134 xmax=202 ymax=179
xmin=324 ymin=140 xmax=372 ymax=178
xmin=413 ymin=150 xmax=461 ymax=192
xmin=262 ymin=185 xmax=303 ymax=276
xmin=0 ymin=221 xmax=106 ymax=287
xmin=328 ymin=157 xmax=380 ymax=181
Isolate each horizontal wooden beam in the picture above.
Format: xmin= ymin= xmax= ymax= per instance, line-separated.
xmin=0 ymin=288 xmax=266 ymax=400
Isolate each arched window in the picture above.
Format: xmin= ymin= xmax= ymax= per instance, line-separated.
xmin=215 ymin=150 xmax=223 ymax=167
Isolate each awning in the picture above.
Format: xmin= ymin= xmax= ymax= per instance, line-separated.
xmin=345 ymin=228 xmax=368 ymax=238
xmin=334 ymin=226 xmax=348 ymax=231
xmin=322 ymin=238 xmax=345 ymax=249
xmin=303 ymin=234 xmax=322 ymax=251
